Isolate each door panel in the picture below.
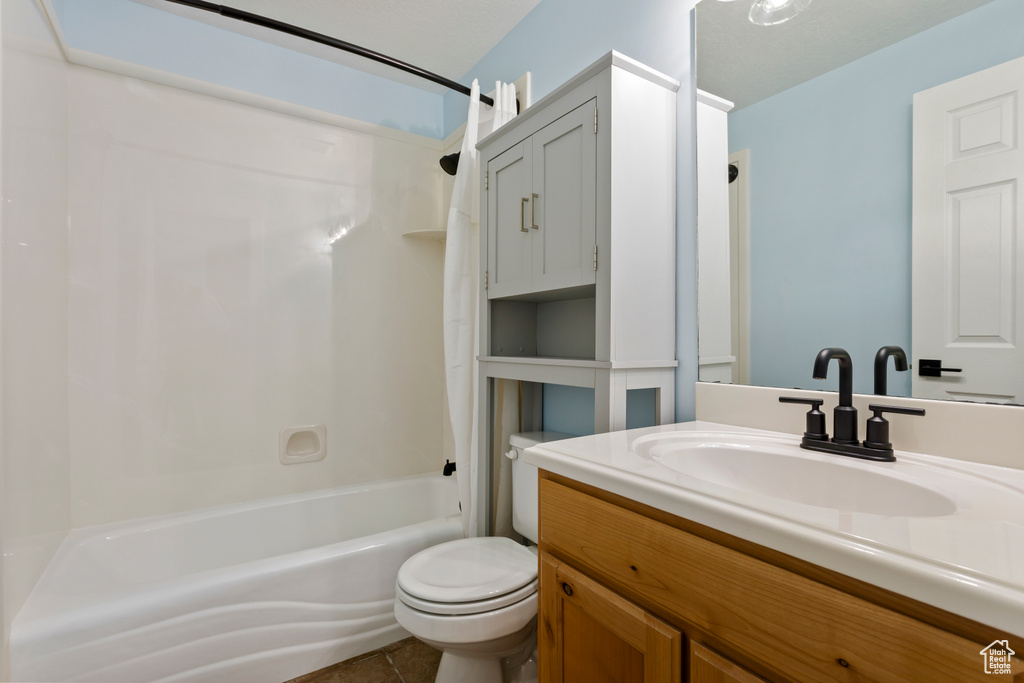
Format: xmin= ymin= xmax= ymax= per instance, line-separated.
xmin=487 ymin=142 xmax=533 ymax=298
xmin=532 ymin=100 xmax=598 ymax=294
xmin=539 ymin=552 xmax=682 ymax=683
xmin=689 ymin=642 xmax=767 ymax=683
xmin=913 ymin=55 xmax=1024 ymax=402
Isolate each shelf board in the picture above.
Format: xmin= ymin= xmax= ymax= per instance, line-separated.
xmin=401 ymin=228 xmax=446 ymax=241
xmin=479 ymin=356 xmax=677 ymax=369
xmin=479 ymin=355 xmax=677 ymax=389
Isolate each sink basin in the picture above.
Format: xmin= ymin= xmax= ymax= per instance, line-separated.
xmin=632 ymin=433 xmax=957 ymax=517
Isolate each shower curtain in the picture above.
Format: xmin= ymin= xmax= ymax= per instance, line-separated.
xmin=444 ymin=80 xmax=517 ymax=537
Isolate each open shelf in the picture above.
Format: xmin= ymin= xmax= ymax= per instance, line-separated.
xmin=401 ymin=228 xmax=446 ymax=240
xmin=479 ymin=355 xmax=677 ymax=388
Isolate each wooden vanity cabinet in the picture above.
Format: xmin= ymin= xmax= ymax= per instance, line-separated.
xmin=537 ymin=472 xmax=1024 ymax=683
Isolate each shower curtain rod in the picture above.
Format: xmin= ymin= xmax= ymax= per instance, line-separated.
xmin=163 ymin=0 xmax=495 ymax=107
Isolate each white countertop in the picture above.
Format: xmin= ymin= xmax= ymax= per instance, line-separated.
xmin=524 ymin=421 xmax=1024 ymax=637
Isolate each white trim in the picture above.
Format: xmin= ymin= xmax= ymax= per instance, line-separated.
xmin=478 ymin=51 xmax=677 ymax=150
xmin=698 ymin=355 xmax=737 ymax=365
xmin=729 ymin=148 xmax=751 ymax=385
xmin=35 ymin=0 xmax=70 ymax=61
xmin=63 ymin=49 xmax=444 ymax=150
xmin=696 ymin=89 xmax=734 ymax=112
xmin=37 ymin=0 xmax=446 ymax=151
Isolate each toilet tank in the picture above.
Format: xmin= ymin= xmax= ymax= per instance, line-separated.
xmin=508 ymin=431 xmax=572 ymax=544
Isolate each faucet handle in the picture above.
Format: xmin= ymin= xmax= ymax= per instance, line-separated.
xmin=864 ymin=404 xmax=926 ymax=451
xmin=779 ymin=397 xmax=828 ymax=441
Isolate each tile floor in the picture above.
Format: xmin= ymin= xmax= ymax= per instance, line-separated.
xmin=285 ymin=637 xmax=441 ymax=683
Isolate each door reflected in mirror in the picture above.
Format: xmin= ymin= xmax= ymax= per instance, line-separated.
xmin=694 ymin=0 xmax=1024 ymax=404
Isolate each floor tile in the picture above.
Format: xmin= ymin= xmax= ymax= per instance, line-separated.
xmin=284 ymin=638 xmax=441 ymax=683
xmin=388 ymin=639 xmax=443 ymax=683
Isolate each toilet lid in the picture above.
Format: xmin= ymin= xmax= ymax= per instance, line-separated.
xmin=397 ymin=537 xmax=538 ymax=604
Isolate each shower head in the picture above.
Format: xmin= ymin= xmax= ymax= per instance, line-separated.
xmin=439 ymin=152 xmax=460 ymax=176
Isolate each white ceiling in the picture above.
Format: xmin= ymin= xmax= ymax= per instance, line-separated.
xmin=138 ymin=0 xmax=544 ymax=93
xmin=696 ymin=0 xmax=996 ymax=110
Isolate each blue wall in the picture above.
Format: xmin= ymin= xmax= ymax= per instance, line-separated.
xmin=449 ymin=0 xmax=700 ymax=432
xmin=52 ymin=0 xmax=445 ymax=138
xmin=542 ymin=386 xmax=658 ymax=436
xmin=730 ymin=0 xmax=1024 ymax=396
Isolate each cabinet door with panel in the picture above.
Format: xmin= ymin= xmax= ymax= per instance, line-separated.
xmin=689 ymin=642 xmax=767 ymax=683
xmin=485 ymin=100 xmax=597 ymax=299
xmin=539 ymin=552 xmax=681 ymax=683
xmin=531 ymin=99 xmax=597 ymax=294
xmin=486 ymin=140 xmax=533 ymax=298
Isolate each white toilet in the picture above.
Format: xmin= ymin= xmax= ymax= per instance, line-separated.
xmin=394 ymin=431 xmax=570 ymax=683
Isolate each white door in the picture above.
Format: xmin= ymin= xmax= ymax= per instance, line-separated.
xmin=912 ymin=55 xmax=1024 ymax=403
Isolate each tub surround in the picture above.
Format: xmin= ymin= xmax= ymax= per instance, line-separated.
xmin=2 ymin=0 xmax=73 ymax=664
xmin=525 ymin=421 xmax=1024 ymax=639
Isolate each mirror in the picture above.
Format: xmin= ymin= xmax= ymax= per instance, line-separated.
xmin=694 ymin=0 xmax=1024 ymax=404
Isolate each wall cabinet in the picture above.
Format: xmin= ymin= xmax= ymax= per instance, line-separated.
xmin=486 ymin=100 xmax=597 ymax=299
xmin=474 ymin=53 xmax=679 ymax=511
xmin=538 ymin=473 xmax=1024 ymax=683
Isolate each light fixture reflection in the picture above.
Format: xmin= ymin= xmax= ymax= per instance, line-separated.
xmin=749 ymin=0 xmax=812 ymax=26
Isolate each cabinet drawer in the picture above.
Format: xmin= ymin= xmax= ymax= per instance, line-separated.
xmin=539 ymin=478 xmax=1023 ymax=683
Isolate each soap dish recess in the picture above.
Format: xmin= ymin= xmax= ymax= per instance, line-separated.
xmin=279 ymin=425 xmax=326 ymax=464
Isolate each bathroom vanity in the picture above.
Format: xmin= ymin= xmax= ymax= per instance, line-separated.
xmin=527 ymin=423 xmax=1024 ymax=682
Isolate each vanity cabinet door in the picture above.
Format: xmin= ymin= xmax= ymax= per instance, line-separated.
xmin=689 ymin=642 xmax=768 ymax=683
xmin=539 ymin=552 xmax=682 ymax=683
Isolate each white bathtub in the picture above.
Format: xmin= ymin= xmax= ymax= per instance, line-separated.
xmin=10 ymin=473 xmax=462 ymax=683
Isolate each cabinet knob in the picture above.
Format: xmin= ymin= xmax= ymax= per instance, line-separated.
xmin=561 ymin=582 xmax=574 ymax=597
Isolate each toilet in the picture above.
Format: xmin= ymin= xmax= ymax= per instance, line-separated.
xmin=394 ymin=431 xmax=570 ymax=683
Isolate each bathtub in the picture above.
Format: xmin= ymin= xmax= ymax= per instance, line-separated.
xmin=10 ymin=473 xmax=462 ymax=683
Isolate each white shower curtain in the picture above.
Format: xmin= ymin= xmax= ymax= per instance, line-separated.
xmin=444 ymin=80 xmax=517 ymax=537
xmin=486 ymin=81 xmax=519 ymax=539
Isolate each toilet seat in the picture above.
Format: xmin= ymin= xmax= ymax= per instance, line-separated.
xmin=396 ymin=537 xmax=538 ymax=615
xmin=396 ymin=578 xmax=538 ymax=615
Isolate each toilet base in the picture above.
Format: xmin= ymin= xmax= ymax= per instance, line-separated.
xmin=410 ymin=620 xmax=537 ymax=683
xmin=435 ymin=650 xmax=503 ymax=683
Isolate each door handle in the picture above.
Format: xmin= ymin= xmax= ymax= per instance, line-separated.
xmin=918 ymin=359 xmax=962 ymax=377
xmin=520 ymin=197 xmax=529 ymax=232
xmin=530 ymin=193 xmax=539 ymax=229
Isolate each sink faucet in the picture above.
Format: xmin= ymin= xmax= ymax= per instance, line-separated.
xmin=781 ymin=347 xmax=925 ymax=462
xmin=873 ymin=345 xmax=908 ymax=396
xmin=812 ymin=347 xmax=857 ymax=445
